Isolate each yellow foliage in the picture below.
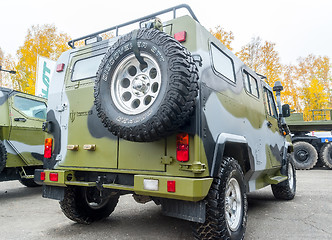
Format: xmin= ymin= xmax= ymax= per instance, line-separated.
xmin=13 ymin=24 xmax=71 ymax=94
xmin=210 ymin=26 xmax=234 ymax=51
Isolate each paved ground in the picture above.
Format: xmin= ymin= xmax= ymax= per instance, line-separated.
xmin=0 ymin=169 xmax=331 ymax=240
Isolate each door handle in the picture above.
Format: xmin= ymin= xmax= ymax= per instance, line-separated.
xmin=14 ymin=117 xmax=27 ymax=122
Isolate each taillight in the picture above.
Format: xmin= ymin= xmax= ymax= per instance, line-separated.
xmin=40 ymin=172 xmax=45 ymax=181
xmin=167 ymin=180 xmax=176 ymax=193
xmin=56 ymin=63 xmax=65 ymax=72
xmin=49 ymin=173 xmax=58 ymax=182
xmin=44 ymin=138 xmax=53 ymax=159
xmin=174 ymin=31 xmax=186 ymax=43
xmin=176 ymin=133 xmax=189 ymax=162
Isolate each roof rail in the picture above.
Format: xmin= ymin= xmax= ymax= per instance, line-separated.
xmin=68 ymin=4 xmax=199 ymax=49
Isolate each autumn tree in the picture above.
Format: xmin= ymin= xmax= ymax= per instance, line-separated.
xmin=292 ymin=55 xmax=332 ymax=120
xmin=0 ymin=47 xmax=3 ymax=85
xmin=12 ymin=24 xmax=70 ymax=94
xmin=210 ymin=26 xmax=234 ymax=51
xmin=236 ymin=37 xmax=282 ymax=87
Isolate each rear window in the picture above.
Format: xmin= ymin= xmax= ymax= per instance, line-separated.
xmin=211 ymin=43 xmax=236 ymax=82
xmin=71 ymin=54 xmax=104 ymax=81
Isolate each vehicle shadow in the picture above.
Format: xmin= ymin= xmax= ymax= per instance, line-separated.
xmin=0 ymin=182 xmax=42 ymax=200
xmin=45 ymin=202 xmax=193 ymax=240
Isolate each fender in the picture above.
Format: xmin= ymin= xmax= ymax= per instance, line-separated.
xmin=210 ymin=133 xmax=249 ymax=178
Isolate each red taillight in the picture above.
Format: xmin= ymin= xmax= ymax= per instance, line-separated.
xmin=176 ymin=133 xmax=189 ymax=162
xmin=174 ymin=31 xmax=187 ymax=43
xmin=56 ymin=63 xmax=65 ymax=72
xmin=49 ymin=173 xmax=58 ymax=182
xmin=44 ymin=138 xmax=53 ymax=159
xmin=167 ymin=180 xmax=176 ymax=193
xmin=40 ymin=172 xmax=45 ymax=181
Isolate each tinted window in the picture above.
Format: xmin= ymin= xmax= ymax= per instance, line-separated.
xmin=243 ymin=71 xmax=259 ymax=98
xmin=72 ymin=54 xmax=104 ymax=81
xmin=14 ymin=96 xmax=47 ymax=119
xmin=211 ymin=44 xmax=236 ymax=82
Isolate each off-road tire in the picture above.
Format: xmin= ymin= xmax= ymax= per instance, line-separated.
xmin=292 ymin=141 xmax=318 ymax=170
xmin=320 ymin=143 xmax=332 ymax=169
xmin=271 ymin=156 xmax=296 ymax=200
xmin=193 ymin=157 xmax=247 ymax=240
xmin=94 ymin=28 xmax=199 ymax=142
xmin=19 ymin=178 xmax=40 ymax=187
xmin=60 ymin=186 xmax=119 ymax=224
xmin=0 ymin=140 xmax=7 ymax=173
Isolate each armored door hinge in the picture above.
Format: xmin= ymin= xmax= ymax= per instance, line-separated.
xmin=56 ymin=103 xmax=68 ymax=112
xmin=179 ymin=162 xmax=206 ymax=173
xmin=161 ymin=156 xmax=174 ymax=165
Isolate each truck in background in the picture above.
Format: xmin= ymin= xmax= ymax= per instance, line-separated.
xmin=287 ymin=109 xmax=332 ymax=169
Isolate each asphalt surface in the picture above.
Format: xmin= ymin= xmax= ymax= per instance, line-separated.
xmin=0 ymin=169 xmax=331 ymax=240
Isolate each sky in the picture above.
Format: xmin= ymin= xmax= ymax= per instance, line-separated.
xmin=0 ymin=0 xmax=331 ymax=65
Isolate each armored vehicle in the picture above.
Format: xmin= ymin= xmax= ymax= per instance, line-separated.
xmin=35 ymin=4 xmax=295 ymax=239
xmin=287 ymin=109 xmax=332 ymax=169
xmin=0 ymin=87 xmax=46 ymax=186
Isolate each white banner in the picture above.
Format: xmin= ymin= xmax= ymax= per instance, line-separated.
xmin=35 ymin=56 xmax=56 ymax=98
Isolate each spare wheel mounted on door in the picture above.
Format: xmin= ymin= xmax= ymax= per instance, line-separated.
xmin=94 ymin=28 xmax=199 ymax=142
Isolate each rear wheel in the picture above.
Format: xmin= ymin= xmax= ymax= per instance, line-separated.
xmin=60 ymin=186 xmax=119 ymax=224
xmin=193 ymin=157 xmax=247 ymax=240
xmin=19 ymin=178 xmax=39 ymax=187
xmin=320 ymin=143 xmax=332 ymax=169
xmin=292 ymin=141 xmax=318 ymax=170
xmin=0 ymin=140 xmax=7 ymax=173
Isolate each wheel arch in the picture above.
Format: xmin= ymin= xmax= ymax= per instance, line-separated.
xmin=211 ymin=133 xmax=252 ymax=178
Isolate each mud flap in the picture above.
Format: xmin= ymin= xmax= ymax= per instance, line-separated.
xmin=42 ymin=185 xmax=65 ymax=201
xmin=160 ymin=198 xmax=206 ymax=223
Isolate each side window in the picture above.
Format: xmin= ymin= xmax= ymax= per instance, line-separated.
xmin=211 ymin=43 xmax=236 ymax=82
xmin=243 ymin=71 xmax=259 ymax=98
xmin=71 ymin=54 xmax=104 ymax=81
xmin=14 ymin=96 xmax=47 ymax=120
xmin=263 ymin=88 xmax=278 ymax=118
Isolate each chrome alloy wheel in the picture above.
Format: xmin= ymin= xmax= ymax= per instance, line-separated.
xmin=110 ymin=53 xmax=161 ymax=115
xmin=225 ymin=177 xmax=242 ymax=231
xmin=288 ymin=162 xmax=294 ymax=190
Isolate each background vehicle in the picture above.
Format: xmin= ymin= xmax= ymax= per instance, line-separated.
xmin=287 ymin=109 xmax=332 ymax=169
xmin=0 ymin=87 xmax=46 ymax=186
xmin=35 ymin=4 xmax=295 ymax=239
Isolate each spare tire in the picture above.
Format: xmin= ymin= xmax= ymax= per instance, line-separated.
xmin=0 ymin=140 xmax=7 ymax=173
xmin=94 ymin=28 xmax=198 ymax=142
xmin=292 ymin=141 xmax=318 ymax=170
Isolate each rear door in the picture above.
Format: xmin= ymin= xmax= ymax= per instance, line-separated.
xmin=60 ymin=42 xmax=119 ymax=169
xmin=8 ymin=93 xmax=46 ymax=165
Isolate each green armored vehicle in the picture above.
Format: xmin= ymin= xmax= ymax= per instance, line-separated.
xmin=35 ymin=5 xmax=295 ymax=239
xmin=0 ymin=87 xmax=46 ymax=187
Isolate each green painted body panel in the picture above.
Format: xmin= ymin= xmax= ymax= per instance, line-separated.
xmin=0 ymin=88 xmax=46 ymax=174
xmin=61 ymin=84 xmax=118 ymax=169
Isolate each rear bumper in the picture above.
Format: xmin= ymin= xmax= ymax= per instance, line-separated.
xmin=34 ymin=169 xmax=213 ymax=202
